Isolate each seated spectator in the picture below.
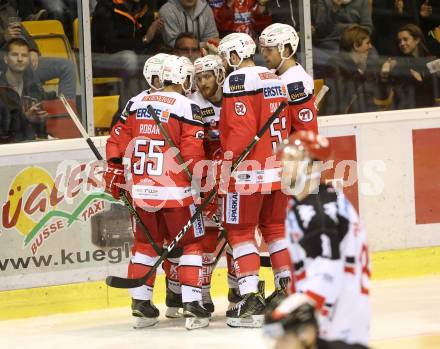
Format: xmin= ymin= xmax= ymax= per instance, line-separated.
xmin=372 ymin=0 xmax=418 ymax=56
xmin=266 ymin=0 xmax=297 ymax=29
xmin=382 ymin=23 xmax=438 ymax=109
xmin=159 ymin=0 xmax=219 ymax=49
xmin=0 ymin=36 xmax=48 ymax=143
xmin=324 ymin=25 xmax=385 ymax=115
xmin=174 ymin=32 xmax=202 ymax=62
xmin=208 ymin=0 xmax=271 ymax=39
xmin=312 ymin=0 xmax=373 ymax=77
xmin=0 ymin=0 xmax=77 ymax=99
xmin=91 ymin=0 xmax=164 ymax=108
xmin=418 ymin=0 xmax=440 ymax=56
xmin=313 ymin=0 xmax=373 ymax=51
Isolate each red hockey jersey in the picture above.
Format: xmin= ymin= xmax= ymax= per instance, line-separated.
xmin=280 ymin=64 xmax=318 ymax=133
xmin=220 ymin=66 xmax=290 ymax=193
xmin=106 ymin=91 xmax=206 ymax=208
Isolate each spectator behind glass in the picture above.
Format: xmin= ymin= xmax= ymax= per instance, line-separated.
xmin=159 ymin=0 xmax=219 ymax=49
xmin=372 ymin=0 xmax=418 ymax=56
xmin=312 ymin=0 xmax=373 ymax=78
xmin=418 ymin=0 xmax=440 ymax=56
xmin=313 ymin=0 xmax=373 ymax=51
xmin=0 ymin=37 xmax=48 ymax=143
xmin=0 ymin=0 xmax=77 ymax=99
xmin=173 ymin=32 xmax=201 ymax=62
xmin=207 ymin=0 xmax=270 ymax=39
xmin=266 ymin=0 xmax=297 ymax=29
xmin=381 ymin=23 xmax=438 ymax=109
xmin=91 ymin=0 xmax=164 ymax=111
xmin=324 ymin=25 xmax=385 ymax=115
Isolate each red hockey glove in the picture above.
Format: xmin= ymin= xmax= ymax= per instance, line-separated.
xmin=103 ymin=161 xmax=125 ymax=200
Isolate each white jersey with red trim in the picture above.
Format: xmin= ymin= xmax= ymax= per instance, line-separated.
xmin=106 ymin=90 xmax=206 ymax=208
xmin=285 ymin=184 xmax=370 ymax=346
xmin=220 ymin=65 xmax=291 ymax=193
xmin=189 ymin=91 xmax=222 ymax=160
xmin=280 ymin=64 xmax=318 ymax=133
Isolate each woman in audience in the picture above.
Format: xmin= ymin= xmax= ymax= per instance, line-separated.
xmin=324 ymin=25 xmax=384 ymax=115
xmin=383 ymin=23 xmax=438 ymax=109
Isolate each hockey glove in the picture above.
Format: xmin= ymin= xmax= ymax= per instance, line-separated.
xmin=104 ymin=160 xmax=125 ymax=200
xmin=263 ymin=294 xmax=317 ymax=339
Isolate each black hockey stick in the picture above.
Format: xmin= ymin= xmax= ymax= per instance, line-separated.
xmin=105 ymin=101 xmax=288 ymax=288
xmin=60 ymin=95 xmax=181 ymax=258
xmin=146 ymin=105 xmax=226 ymax=233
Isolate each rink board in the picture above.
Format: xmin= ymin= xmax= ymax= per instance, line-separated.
xmin=1 ymin=108 xmax=440 ymax=318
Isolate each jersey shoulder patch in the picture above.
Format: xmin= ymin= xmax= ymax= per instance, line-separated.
xmin=190 ymin=103 xmax=203 ymax=122
xmin=287 ymin=81 xmax=307 ymax=101
xmin=229 ymin=74 xmax=246 ymax=92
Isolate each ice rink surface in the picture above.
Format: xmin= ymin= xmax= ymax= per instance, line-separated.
xmin=1 ymin=276 xmax=439 ymax=349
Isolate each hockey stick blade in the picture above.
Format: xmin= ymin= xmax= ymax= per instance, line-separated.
xmin=105 ymin=101 xmax=287 ymax=289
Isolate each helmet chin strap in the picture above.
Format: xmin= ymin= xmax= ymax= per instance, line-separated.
xmin=276 ymin=45 xmax=295 ymax=73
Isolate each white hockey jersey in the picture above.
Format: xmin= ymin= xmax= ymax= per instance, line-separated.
xmin=189 ymin=91 xmax=222 ymax=159
xmin=280 ymin=64 xmax=318 ymax=133
xmin=285 ymin=184 xmax=370 ymax=346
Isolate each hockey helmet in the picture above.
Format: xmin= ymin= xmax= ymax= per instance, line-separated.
xmin=218 ymin=33 xmax=256 ymax=68
xmin=259 ymin=23 xmax=299 ymax=57
xmin=194 ymin=55 xmax=225 ymax=85
xmin=279 ymin=130 xmax=331 ymax=162
xmin=160 ymin=55 xmax=195 ymax=94
xmin=143 ymin=53 xmax=170 ymax=90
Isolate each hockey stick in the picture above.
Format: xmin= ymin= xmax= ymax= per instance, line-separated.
xmin=315 ymin=85 xmax=329 ymax=111
xmin=105 ymin=101 xmax=288 ymax=288
xmin=59 ymin=94 xmax=181 ymax=258
xmin=146 ymin=105 xmax=226 ymax=232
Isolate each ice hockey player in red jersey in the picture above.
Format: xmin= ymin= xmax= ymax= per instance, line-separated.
xmin=259 ymin=23 xmax=318 ymax=134
xmin=104 ymin=54 xmax=211 ymax=330
xmin=264 ymin=131 xmax=371 ymax=349
xmin=190 ymin=54 xmax=232 ymax=313
xmin=217 ymin=32 xmax=293 ymax=328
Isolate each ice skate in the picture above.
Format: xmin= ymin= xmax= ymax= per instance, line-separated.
xmin=265 ymin=277 xmax=290 ymax=312
xmin=165 ymin=279 xmax=183 ymax=318
xmin=226 ymin=291 xmax=265 ymax=328
xmin=183 ymin=301 xmax=210 ymax=330
xmin=202 ymin=288 xmax=215 ymax=314
xmin=131 ymin=299 xmax=159 ymax=329
xmin=227 ymin=287 xmax=243 ymax=310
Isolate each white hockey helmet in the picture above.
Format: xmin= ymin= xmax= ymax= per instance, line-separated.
xmin=194 ymin=55 xmax=225 ymax=85
xmin=218 ymin=33 xmax=256 ymax=68
xmin=143 ymin=53 xmax=170 ymax=90
xmin=259 ymin=23 xmax=299 ymax=57
xmin=160 ymin=55 xmax=195 ymax=94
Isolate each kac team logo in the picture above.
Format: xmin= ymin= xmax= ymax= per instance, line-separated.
xmin=1 ymin=163 xmax=118 ymax=255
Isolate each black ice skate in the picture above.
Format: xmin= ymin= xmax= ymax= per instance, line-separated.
xmin=227 ymin=287 xmax=242 ymax=310
xmin=183 ymin=301 xmax=210 ymax=330
xmin=131 ymin=299 xmax=159 ymax=329
xmin=202 ymin=289 xmax=215 ymax=313
xmin=226 ymin=291 xmax=266 ymax=328
xmin=265 ymin=277 xmax=290 ymax=312
xmin=165 ymin=278 xmax=183 ymax=318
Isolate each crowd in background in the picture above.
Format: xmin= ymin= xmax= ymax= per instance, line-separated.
xmin=0 ymin=0 xmax=440 ymax=143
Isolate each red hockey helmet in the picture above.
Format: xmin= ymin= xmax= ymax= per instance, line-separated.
xmin=279 ymin=131 xmax=331 ymax=161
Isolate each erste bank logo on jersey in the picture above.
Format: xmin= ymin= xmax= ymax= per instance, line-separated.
xmin=263 ymin=85 xmax=287 ymax=99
